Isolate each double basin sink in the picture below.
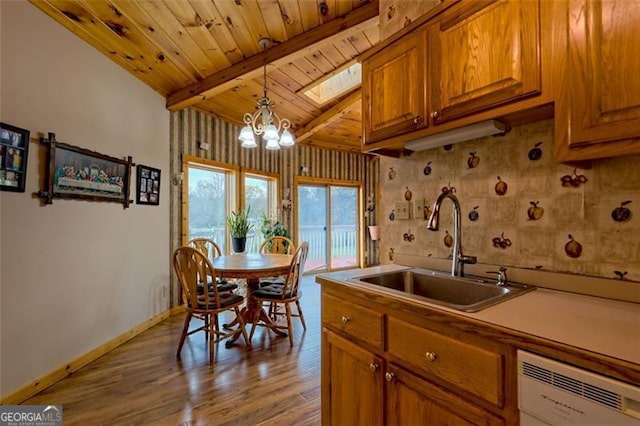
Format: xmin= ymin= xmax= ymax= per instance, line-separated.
xmin=349 ymin=268 xmax=534 ymax=312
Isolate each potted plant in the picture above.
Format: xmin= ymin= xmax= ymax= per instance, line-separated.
xmin=227 ymin=206 xmax=254 ymax=253
xmin=260 ymin=211 xmax=291 ymax=250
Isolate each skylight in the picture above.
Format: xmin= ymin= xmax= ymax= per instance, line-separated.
xmin=304 ymin=63 xmax=361 ymax=105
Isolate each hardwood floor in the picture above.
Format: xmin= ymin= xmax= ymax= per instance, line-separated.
xmin=24 ymin=276 xmax=322 ymax=425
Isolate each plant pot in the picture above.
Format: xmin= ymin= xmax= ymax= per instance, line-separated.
xmin=231 ymin=237 xmax=247 ymax=253
xmin=368 ymin=226 xmax=381 ymax=241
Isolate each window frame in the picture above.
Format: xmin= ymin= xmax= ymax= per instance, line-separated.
xmin=181 ymin=155 xmax=239 ymax=253
xmin=240 ymin=167 xmax=280 ymax=253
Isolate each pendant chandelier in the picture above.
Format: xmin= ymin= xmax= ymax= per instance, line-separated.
xmin=238 ymin=38 xmax=295 ymax=150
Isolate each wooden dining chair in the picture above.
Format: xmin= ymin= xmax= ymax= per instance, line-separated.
xmin=250 ymin=242 xmax=309 ymax=347
xmin=259 ymin=236 xmax=295 ymax=255
xmin=173 ymin=246 xmax=250 ymax=364
xmin=259 ymin=236 xmax=296 ymax=319
xmin=188 ymin=237 xmax=238 ymax=294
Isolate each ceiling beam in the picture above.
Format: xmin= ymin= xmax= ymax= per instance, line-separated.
xmin=166 ymin=1 xmax=379 ymax=111
xmin=295 ymin=89 xmax=362 ymax=143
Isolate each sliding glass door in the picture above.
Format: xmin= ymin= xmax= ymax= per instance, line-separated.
xmin=298 ymin=185 xmax=328 ymax=272
xmin=330 ymin=186 xmax=358 ymax=269
xmin=297 ymin=180 xmax=360 ymax=273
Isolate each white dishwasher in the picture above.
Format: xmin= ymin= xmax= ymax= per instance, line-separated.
xmin=518 ymin=350 xmax=640 ymax=425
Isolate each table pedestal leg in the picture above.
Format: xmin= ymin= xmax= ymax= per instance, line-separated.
xmin=225 ymin=278 xmax=287 ymax=347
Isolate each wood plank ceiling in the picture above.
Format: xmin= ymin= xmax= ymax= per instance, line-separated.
xmin=30 ymin=0 xmax=381 ymax=152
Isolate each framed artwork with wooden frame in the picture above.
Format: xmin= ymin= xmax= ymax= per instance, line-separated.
xmin=0 ymin=122 xmax=30 ymax=192
xmin=38 ymin=132 xmax=133 ymax=208
xmin=136 ymin=164 xmax=161 ymax=205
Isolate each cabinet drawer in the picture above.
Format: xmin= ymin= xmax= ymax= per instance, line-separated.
xmin=387 ymin=317 xmax=504 ymax=406
xmin=323 ymin=293 xmax=384 ymax=350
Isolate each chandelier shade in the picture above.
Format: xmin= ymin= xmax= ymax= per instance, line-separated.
xmin=238 ymin=38 xmax=295 ymax=150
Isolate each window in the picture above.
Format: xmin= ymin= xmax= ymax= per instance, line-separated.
xmin=183 ymin=157 xmax=237 ymax=254
xmin=303 ymin=62 xmax=362 ymax=106
xmin=241 ymin=170 xmax=279 ymax=253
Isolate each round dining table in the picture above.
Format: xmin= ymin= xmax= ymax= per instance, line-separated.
xmin=211 ymin=253 xmax=293 ymax=346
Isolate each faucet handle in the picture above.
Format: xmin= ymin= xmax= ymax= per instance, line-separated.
xmin=460 ymin=255 xmax=477 ymax=265
xmin=486 ymin=267 xmax=508 ymax=286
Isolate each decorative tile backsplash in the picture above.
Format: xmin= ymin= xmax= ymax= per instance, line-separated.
xmin=379 ymin=120 xmax=640 ymax=282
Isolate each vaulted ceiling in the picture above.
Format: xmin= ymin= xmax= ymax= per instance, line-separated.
xmin=31 ymin=0 xmax=381 ymax=152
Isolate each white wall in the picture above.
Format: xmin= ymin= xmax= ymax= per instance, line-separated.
xmin=0 ymin=2 xmax=170 ymax=396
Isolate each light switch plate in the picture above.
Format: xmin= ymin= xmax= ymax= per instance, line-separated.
xmin=395 ymin=201 xmax=411 ymax=220
xmin=414 ymin=198 xmax=424 ymax=219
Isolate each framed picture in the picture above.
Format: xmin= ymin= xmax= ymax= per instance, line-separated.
xmin=136 ymin=164 xmax=161 ymax=205
xmin=0 ymin=122 xmax=30 ymax=192
xmin=38 ymin=132 xmax=133 ymax=208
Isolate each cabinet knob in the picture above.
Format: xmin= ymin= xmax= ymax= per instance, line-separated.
xmin=425 ymin=351 xmax=438 ymax=362
xmin=413 ymin=115 xmax=423 ymax=124
xmin=369 ymin=363 xmax=379 ymax=372
xmin=430 ymin=111 xmax=440 ymax=119
xmin=385 ymin=372 xmax=395 ymax=382
xmin=341 ymin=315 xmax=351 ymax=324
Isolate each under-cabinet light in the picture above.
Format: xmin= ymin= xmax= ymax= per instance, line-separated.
xmin=404 ymin=120 xmax=507 ymax=151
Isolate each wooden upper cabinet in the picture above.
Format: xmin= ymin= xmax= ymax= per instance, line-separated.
xmin=362 ymin=28 xmax=428 ymax=145
xmin=567 ymin=0 xmax=640 ymax=150
xmin=428 ymin=0 xmax=541 ymax=124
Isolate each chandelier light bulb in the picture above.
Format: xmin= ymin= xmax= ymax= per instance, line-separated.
xmin=239 ymin=125 xmax=257 ymax=148
xmin=241 ymin=138 xmax=258 ymax=148
xmin=264 ymin=138 xmax=281 ymax=150
xmin=263 ymin=124 xmax=279 ymax=142
xmin=239 ymin=125 xmax=254 ymax=140
xmin=279 ymin=129 xmax=295 ymax=147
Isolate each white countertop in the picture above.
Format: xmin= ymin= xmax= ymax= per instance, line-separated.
xmin=317 ymin=265 xmax=640 ymax=366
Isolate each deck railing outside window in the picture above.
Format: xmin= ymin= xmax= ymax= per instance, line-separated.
xmin=189 ymin=224 xmax=357 ymax=269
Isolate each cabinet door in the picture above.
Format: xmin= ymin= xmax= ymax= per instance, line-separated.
xmin=322 ymin=330 xmax=383 ymax=426
xmin=429 ymin=0 xmax=541 ymax=124
xmin=362 ymin=28 xmax=428 ymax=145
xmin=385 ymin=364 xmax=505 ymax=426
xmin=567 ymin=0 xmax=640 ymax=147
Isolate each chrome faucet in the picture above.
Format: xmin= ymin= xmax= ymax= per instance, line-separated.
xmin=427 ymin=191 xmax=476 ymax=277
xmin=487 ymin=267 xmax=508 ymax=286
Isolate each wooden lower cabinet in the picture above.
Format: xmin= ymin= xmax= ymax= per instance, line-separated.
xmin=386 ymin=364 xmax=504 ymax=426
xmin=322 ymin=289 xmax=514 ymax=425
xmin=323 ymin=330 xmax=383 ymax=426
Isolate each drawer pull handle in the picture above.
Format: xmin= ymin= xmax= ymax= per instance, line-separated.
xmin=413 ymin=115 xmax=423 ymax=124
xmin=430 ymin=111 xmax=440 ymax=119
xmin=426 ymin=352 xmax=437 ymax=362
xmin=369 ymin=363 xmax=379 ymax=372
xmin=341 ymin=316 xmax=351 ymax=324
xmin=385 ymin=372 xmax=395 ymax=382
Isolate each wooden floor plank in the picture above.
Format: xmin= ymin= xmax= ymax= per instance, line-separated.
xmin=23 ymin=276 xmax=323 ymax=425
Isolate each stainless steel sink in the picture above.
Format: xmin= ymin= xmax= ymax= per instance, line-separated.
xmin=349 ymin=268 xmax=534 ymax=312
